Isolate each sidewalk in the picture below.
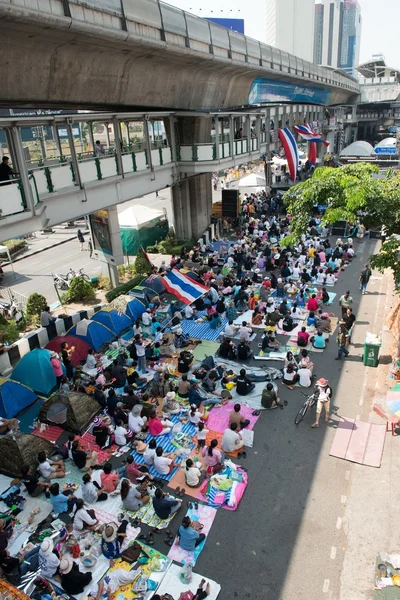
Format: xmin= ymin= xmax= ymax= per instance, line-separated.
xmin=7 ymin=221 xmax=89 ymax=263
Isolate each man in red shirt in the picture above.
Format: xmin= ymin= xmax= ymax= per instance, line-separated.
xmin=307 ymin=294 xmax=318 ymax=312
xmin=262 ymin=277 xmax=271 ymax=289
xmin=297 ymin=327 xmax=310 ymax=347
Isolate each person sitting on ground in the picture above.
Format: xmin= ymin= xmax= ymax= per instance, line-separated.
xmin=93 ymin=384 xmax=107 ymax=409
xmin=143 ymin=439 xmax=157 ymax=466
xmin=154 ymin=446 xmax=179 ymax=475
xmin=100 ymin=462 xmax=119 ymax=493
xmin=282 ymin=363 xmax=299 ymax=390
xmin=39 ymin=538 xmax=60 ymax=579
xmin=177 ymin=350 xmax=193 ymax=374
xmin=174 ymin=328 xmax=191 ymax=348
xmin=152 ymin=487 xmax=182 ymax=520
xmin=202 ymin=439 xmax=224 ymax=474
xmin=261 ymin=382 xmax=281 ymax=409
xmin=49 ymin=482 xmax=76 ymax=514
xmin=219 ymin=337 xmax=237 ymax=360
xmin=84 ymin=348 xmax=98 ymax=371
xmin=239 ymin=321 xmax=253 ymax=341
xmin=221 ymin=422 xmax=244 ymax=453
xmin=21 ymin=464 xmax=49 ymax=497
xmin=209 ymin=312 xmax=222 ymax=330
xmin=183 ymin=458 xmax=207 ymax=488
xmin=284 ymin=351 xmax=298 ymax=371
xmin=202 ymin=371 xmax=223 ymax=399
xmin=113 ymin=418 xmax=129 ymax=447
xmin=307 ymin=294 xmax=318 ymax=312
xmin=262 ymin=330 xmax=279 ymax=351
xmin=73 ymin=498 xmax=98 ymax=531
xmin=119 ymin=454 xmax=151 ymax=483
xmin=307 ymin=311 xmax=317 ymax=328
xmin=81 ymin=473 xmax=108 ymax=503
xmin=313 ymin=330 xmax=326 ymax=350
xmin=237 ymin=338 xmax=252 ymax=360
xmin=188 ymin=405 xmax=204 ymax=426
xmin=178 ymin=374 xmax=191 ymax=399
xmin=251 ymin=307 xmax=263 ymax=326
xmin=38 ymin=451 xmax=66 ymax=480
xmin=297 ymin=326 xmax=310 ymax=348
xmin=300 ymin=349 xmax=314 ymax=372
xmin=120 ymin=478 xmax=150 ymax=511
xmin=223 ymin=319 xmax=238 ymax=338
xmin=278 ymin=299 xmax=290 ymax=316
xmin=40 ymin=306 xmax=56 ymax=328
xmin=235 ymin=368 xmax=256 ymax=396
xmin=297 ymin=361 xmax=313 ymax=387
xmin=148 ymin=410 xmax=174 ymax=436
xmin=101 ymin=520 xmax=129 ymax=560
xmin=265 ymin=309 xmax=281 ymax=327
xmin=59 ymin=555 xmax=93 ymax=596
xmin=229 ymin=403 xmax=250 ymax=429
xmin=176 ymin=516 xmax=206 ymax=551
xmin=71 ymin=440 xmax=98 ymax=472
xmin=317 ymin=312 xmax=331 ymax=333
xmin=128 ymin=404 xmax=148 ymax=434
xmin=163 ymin=391 xmax=181 ymax=416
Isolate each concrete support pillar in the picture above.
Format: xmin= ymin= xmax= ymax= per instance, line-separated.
xmin=172 ymin=173 xmax=212 ymax=241
xmin=88 ymin=122 xmax=95 ymax=154
xmin=168 ymin=116 xmax=177 ymax=162
xmin=143 ymin=117 xmax=154 ymax=173
xmin=11 ymin=127 xmax=35 ymax=214
xmin=67 ymin=123 xmax=82 ymax=188
xmin=53 ymin=125 xmax=63 ymax=158
xmin=215 ymin=118 xmax=220 ymax=160
xmin=273 ymin=110 xmax=279 ymax=150
xmin=265 ymin=108 xmax=271 ymax=149
xmin=255 ymin=115 xmax=261 ymax=151
xmin=229 ymin=116 xmax=234 ymax=157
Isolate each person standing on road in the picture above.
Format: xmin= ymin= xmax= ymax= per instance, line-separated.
xmin=359 ymin=264 xmax=372 ymax=294
xmin=88 ymin=238 xmax=93 ymax=258
xmin=77 ymin=229 xmax=85 ymax=251
xmin=335 ymin=322 xmax=349 ymax=360
xmin=311 ymin=378 xmax=332 ymax=428
xmin=339 ymin=290 xmax=353 ymax=318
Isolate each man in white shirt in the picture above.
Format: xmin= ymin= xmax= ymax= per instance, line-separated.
xmin=114 ymin=421 xmax=128 ymax=446
xmin=297 ymin=363 xmax=312 ymax=388
xmin=40 ymin=307 xmax=56 ymax=327
xmin=153 ymin=447 xmax=178 ymax=475
xmin=39 ymin=539 xmax=60 ymax=578
xmin=221 ymin=423 xmax=244 ymax=453
xmin=224 ymin=320 xmax=238 ymax=338
xmin=238 ymin=322 xmax=253 ymax=341
xmin=142 ymin=310 xmax=152 ymax=327
xmin=85 ymin=349 xmax=97 ymax=370
xmin=185 ymin=304 xmax=194 ymax=319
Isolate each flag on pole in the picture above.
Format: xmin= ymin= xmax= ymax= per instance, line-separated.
xmin=293 ymin=123 xmax=330 ymax=147
xmin=140 ymin=245 xmax=152 ymax=265
xmin=278 ymin=128 xmax=299 ymax=182
xmin=308 ymin=141 xmax=317 ymax=167
xmin=161 ymin=268 xmax=208 ymax=305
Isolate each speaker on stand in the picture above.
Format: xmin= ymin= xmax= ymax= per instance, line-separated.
xmin=221 ymin=189 xmax=239 ymax=218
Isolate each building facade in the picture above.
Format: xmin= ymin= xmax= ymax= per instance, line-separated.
xmin=265 ymin=0 xmax=315 ymax=63
xmin=313 ymin=0 xmax=361 ymax=77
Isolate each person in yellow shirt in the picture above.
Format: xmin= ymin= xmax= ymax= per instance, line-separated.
xmin=308 ymin=245 xmax=317 ymax=258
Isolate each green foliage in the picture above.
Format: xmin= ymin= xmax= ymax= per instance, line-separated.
xmin=64 ymin=277 xmax=96 ymax=303
xmin=105 ymin=274 xmax=145 ymax=303
xmin=26 ymin=293 xmax=47 ymax=318
xmin=147 ymin=236 xmax=195 ymax=255
xmin=117 ymin=263 xmax=136 ymax=280
xmin=95 ymin=274 xmax=112 ymax=291
xmin=0 ymin=321 xmax=20 ymax=345
xmin=134 ymin=247 xmax=152 ymax=276
xmin=283 ymin=163 xmax=400 ymax=286
xmin=0 ymin=239 xmax=27 ymax=257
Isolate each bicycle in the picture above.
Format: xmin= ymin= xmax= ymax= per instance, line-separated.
xmin=294 ymin=391 xmax=318 ymax=425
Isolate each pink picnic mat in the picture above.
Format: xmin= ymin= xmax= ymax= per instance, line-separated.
xmin=206 ymin=402 xmax=260 ymax=434
xmin=31 ymin=425 xmax=64 ymax=442
xmin=329 ymin=417 xmax=386 ymax=467
xmin=167 ymin=504 xmax=217 ymax=565
xmin=198 ymin=467 xmax=248 ymax=511
xmin=79 ymin=432 xmax=117 ymax=464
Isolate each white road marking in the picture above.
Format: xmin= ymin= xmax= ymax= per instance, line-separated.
xmin=330 ymin=546 xmax=337 ymax=559
xmin=341 ymin=495 xmax=347 ymax=504
xmin=323 ymin=579 xmax=330 ymax=593
xmin=336 ymin=517 xmax=342 ymax=530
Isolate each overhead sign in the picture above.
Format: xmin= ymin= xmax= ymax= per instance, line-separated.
xmin=248 ymin=78 xmax=331 ymax=105
xmin=205 ymin=17 xmax=245 ymax=34
xmin=375 ymin=147 xmax=397 ymax=154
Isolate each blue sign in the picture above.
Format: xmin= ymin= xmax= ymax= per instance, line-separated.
xmin=375 ymin=147 xmax=397 ymax=154
xmin=248 ymin=78 xmax=331 ymax=105
xmin=205 ymin=17 xmax=245 ymax=34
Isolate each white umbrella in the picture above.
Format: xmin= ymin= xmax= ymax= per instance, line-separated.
xmin=238 ymin=173 xmax=266 ymax=188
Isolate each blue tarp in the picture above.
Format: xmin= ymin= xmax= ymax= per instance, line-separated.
xmin=91 ymin=308 xmax=132 ymax=336
xmin=126 ymin=298 xmax=147 ymax=322
xmin=0 ymin=379 xmax=37 ymax=419
xmin=12 ymin=349 xmax=56 ymax=396
xmin=68 ymin=320 xmax=115 ymax=351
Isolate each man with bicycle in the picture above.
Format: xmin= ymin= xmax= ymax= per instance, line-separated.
xmin=311 ymin=378 xmax=332 ymax=428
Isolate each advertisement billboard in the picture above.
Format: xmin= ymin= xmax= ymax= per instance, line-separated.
xmin=89 ymin=210 xmax=113 ymax=256
xmin=204 ymin=17 xmax=245 ymax=34
xmin=248 ymin=78 xmax=331 ymax=105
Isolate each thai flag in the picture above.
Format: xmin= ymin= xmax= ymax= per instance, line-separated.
xmin=162 ymin=268 xmax=208 ymax=305
xmin=308 ymin=141 xmax=317 ymax=167
xmin=294 ymin=123 xmax=329 ymax=147
xmin=278 ymin=128 xmax=299 ymax=182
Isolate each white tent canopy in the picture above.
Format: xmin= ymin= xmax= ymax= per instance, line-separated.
xmin=238 ymin=174 xmax=266 ymax=188
xmin=340 ymin=141 xmax=374 ymax=157
xmin=118 ymin=204 xmax=166 ymax=228
xmin=374 ymin=137 xmax=397 ymax=150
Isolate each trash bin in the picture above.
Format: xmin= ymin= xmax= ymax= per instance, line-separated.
xmin=363 ymin=342 xmax=381 ymax=367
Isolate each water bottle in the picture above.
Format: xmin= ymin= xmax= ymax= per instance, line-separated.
xmin=182 ymin=562 xmax=193 ymax=584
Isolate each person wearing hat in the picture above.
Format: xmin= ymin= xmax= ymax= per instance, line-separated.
xmin=59 ymin=554 xmax=92 ymax=595
xmin=39 ymin=538 xmax=60 ymax=578
xmin=312 ymin=378 xmax=333 ymax=428
xmin=92 ymin=416 xmax=112 ymax=449
xmin=101 ymin=519 xmax=129 ymax=560
xmin=174 ymin=328 xmax=191 ymax=349
xmin=162 ymin=391 xmax=181 ymax=416
xmin=128 ymin=404 xmax=148 ymax=434
xmin=142 ymin=308 xmax=152 ymax=327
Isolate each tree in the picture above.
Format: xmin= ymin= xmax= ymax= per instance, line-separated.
xmin=65 ymin=277 xmax=95 ymax=303
xmin=134 ymin=247 xmax=152 ymax=276
xmin=26 ymin=293 xmax=47 ymax=319
xmin=283 ymin=163 xmax=400 ymax=287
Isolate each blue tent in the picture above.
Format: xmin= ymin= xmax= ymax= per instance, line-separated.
xmin=0 ymin=379 xmax=37 ymax=418
xmin=142 ymin=275 xmax=165 ymax=295
xmin=91 ymin=307 xmax=132 ymax=336
xmin=12 ymin=349 xmax=56 ymax=396
xmin=126 ymin=298 xmax=147 ymax=322
xmin=68 ymin=319 xmax=115 ymax=351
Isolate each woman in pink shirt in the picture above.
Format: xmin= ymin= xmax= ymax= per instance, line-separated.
xmin=306 ymin=295 xmax=318 ymax=312
xmin=50 ymin=351 xmax=63 ymax=386
xmin=202 ymin=439 xmax=224 ymax=474
xmin=148 ymin=410 xmax=174 ymax=436
xmin=100 ymin=463 xmax=118 ymax=493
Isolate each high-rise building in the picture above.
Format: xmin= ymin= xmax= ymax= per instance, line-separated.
xmin=265 ymin=0 xmax=315 ymax=63
xmin=313 ymin=0 xmax=361 ymax=76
